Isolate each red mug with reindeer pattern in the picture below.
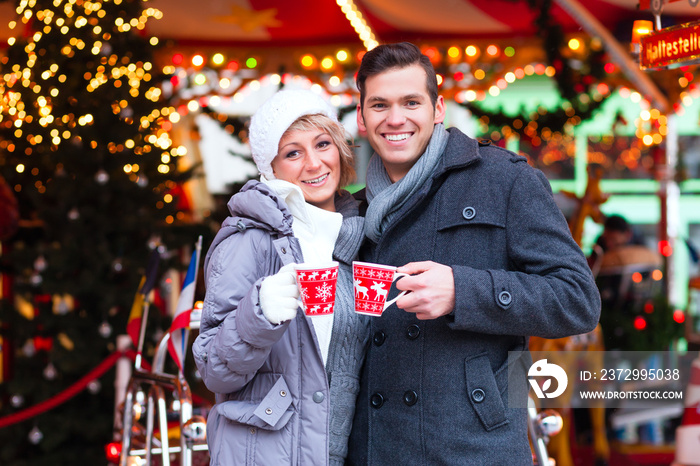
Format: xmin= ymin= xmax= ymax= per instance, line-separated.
xmin=352 ymin=261 xmax=409 ymax=316
xmin=295 ymin=261 xmax=339 ymax=316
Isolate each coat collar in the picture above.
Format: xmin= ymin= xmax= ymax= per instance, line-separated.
xmin=437 ymin=127 xmax=482 ymax=176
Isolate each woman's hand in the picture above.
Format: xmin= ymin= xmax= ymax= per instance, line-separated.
xmin=260 ymin=263 xmax=300 ymax=324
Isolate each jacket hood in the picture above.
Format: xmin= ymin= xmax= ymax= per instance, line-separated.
xmin=204 ymin=180 xmax=294 ymax=274
xmin=222 ymin=179 xmax=294 ymax=236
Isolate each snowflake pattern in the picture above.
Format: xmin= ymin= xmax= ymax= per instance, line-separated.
xmin=300 ymin=286 xmax=309 ymax=301
xmin=315 ymin=282 xmax=334 ymax=302
xmin=355 ymin=266 xmax=395 ymax=281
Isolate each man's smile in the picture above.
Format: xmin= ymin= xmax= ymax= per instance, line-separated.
xmin=384 ymin=133 xmax=412 ymax=142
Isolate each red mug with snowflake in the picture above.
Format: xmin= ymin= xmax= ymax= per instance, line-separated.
xmin=352 ymin=261 xmax=409 ymax=316
xmin=295 ymin=261 xmax=339 ymax=316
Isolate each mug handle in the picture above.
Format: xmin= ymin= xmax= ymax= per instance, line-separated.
xmin=383 ymin=272 xmax=410 ymax=310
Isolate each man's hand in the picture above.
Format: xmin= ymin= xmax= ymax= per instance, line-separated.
xmin=395 ymin=261 xmax=455 ymax=320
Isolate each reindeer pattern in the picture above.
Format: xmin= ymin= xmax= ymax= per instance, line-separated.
xmin=354 ymin=279 xmax=369 ymax=299
xmin=370 ymin=282 xmax=387 ymax=301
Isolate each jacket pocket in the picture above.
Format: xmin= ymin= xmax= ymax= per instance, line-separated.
xmin=436 ymin=198 xmax=506 ymax=232
xmin=435 ymin=200 xmax=507 ymax=267
xmin=464 ymin=353 xmax=509 ymax=431
xmin=208 ymin=375 xmax=295 ymax=465
xmin=218 ymin=375 xmax=294 ymax=430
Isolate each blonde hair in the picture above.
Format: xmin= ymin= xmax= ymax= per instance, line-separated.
xmin=282 ymin=114 xmax=356 ymax=190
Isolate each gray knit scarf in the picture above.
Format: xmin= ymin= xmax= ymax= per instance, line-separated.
xmin=364 ymin=124 xmax=449 ymax=242
xmin=326 ymin=191 xmax=369 ymax=465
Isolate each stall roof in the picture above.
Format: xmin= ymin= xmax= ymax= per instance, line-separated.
xmin=1 ymin=0 xmax=700 ymax=48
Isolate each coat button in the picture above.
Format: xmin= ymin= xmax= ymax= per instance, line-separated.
xmin=373 ymin=330 xmax=386 ymax=346
xmin=406 ymin=324 xmax=420 ymax=340
xmin=403 ymin=390 xmax=418 ymax=406
xmin=462 ymin=206 xmax=476 ymax=220
xmin=313 ymin=391 xmax=325 ymax=403
xmin=472 ymin=388 xmax=485 ymax=403
xmin=370 ymin=393 xmax=384 ymax=409
xmin=498 ymin=291 xmax=512 ymax=306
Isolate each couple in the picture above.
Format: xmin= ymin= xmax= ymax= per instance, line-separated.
xmin=193 ymin=42 xmax=601 ymax=465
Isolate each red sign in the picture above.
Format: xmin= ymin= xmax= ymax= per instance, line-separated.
xmin=640 ymin=21 xmax=700 ymax=70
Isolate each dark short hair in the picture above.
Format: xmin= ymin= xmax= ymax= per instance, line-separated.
xmin=356 ymin=42 xmax=438 ymax=110
xmin=604 ymin=214 xmax=630 ymax=233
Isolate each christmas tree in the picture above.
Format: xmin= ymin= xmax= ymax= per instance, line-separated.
xmin=0 ymin=0 xmax=206 ymax=463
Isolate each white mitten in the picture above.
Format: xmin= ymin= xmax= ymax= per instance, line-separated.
xmin=260 ymin=263 xmax=300 ymax=325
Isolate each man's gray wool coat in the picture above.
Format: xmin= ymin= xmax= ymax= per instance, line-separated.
xmin=347 ymin=128 xmax=601 ymax=465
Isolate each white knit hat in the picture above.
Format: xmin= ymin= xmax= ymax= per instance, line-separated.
xmin=248 ymin=89 xmax=338 ymax=180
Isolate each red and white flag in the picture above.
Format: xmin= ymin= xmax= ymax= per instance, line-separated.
xmin=167 ymin=237 xmax=202 ymax=373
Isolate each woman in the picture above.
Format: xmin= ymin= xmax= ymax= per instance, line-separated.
xmin=193 ymin=89 xmax=368 ymax=465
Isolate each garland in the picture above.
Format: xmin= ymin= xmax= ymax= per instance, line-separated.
xmin=462 ymin=0 xmax=609 ymax=139
xmin=0 ymin=349 xmax=148 ymax=428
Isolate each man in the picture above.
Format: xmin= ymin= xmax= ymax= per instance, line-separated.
xmin=597 ymin=214 xmax=660 ymax=270
xmin=592 ymin=214 xmax=661 ymax=350
xmin=347 ymin=42 xmax=601 ymax=465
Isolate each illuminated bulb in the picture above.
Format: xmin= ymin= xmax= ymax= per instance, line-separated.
xmin=192 ymin=55 xmax=204 ymax=67
xmin=212 ymin=53 xmax=225 ymax=66
xmin=336 ymin=50 xmax=349 ymax=61
xmin=339 ymin=0 xmax=377 ymax=50
xmin=568 ymin=38 xmax=581 ymax=51
xmin=301 ymin=55 xmax=315 ymax=68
